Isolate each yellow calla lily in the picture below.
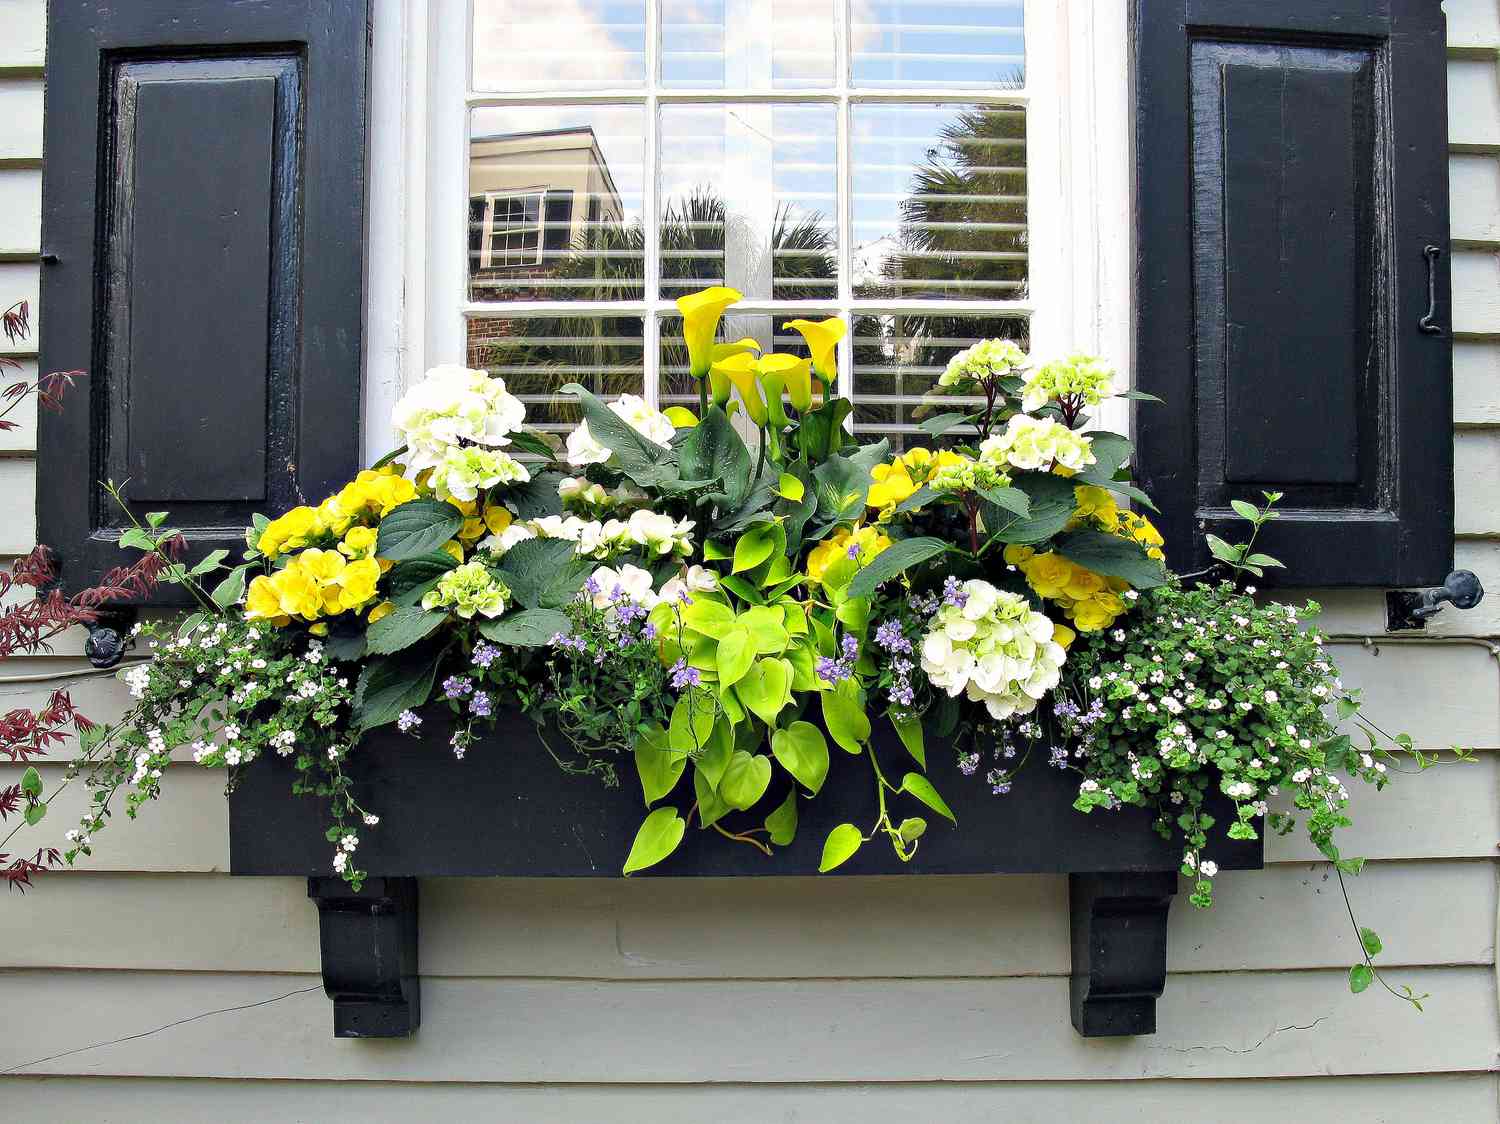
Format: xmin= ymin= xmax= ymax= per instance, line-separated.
xmin=711 ymin=351 xmax=766 ymax=425
xmin=756 ymin=362 xmax=792 ymax=430
xmin=782 ymin=317 xmax=846 ymax=389
xmin=758 ymin=352 xmax=814 ymax=414
xmin=707 ymin=336 xmax=760 ymax=407
xmin=662 ymin=405 xmax=700 ymax=428
xmin=677 ymin=286 xmax=743 ymax=380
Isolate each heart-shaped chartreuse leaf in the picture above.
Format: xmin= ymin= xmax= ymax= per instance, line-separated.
xmin=770 ymin=721 xmax=830 ymax=796
xmin=720 ymin=749 xmax=773 ymax=810
xmin=734 ymin=657 xmax=792 ymax=727
xmin=622 ymin=806 xmax=686 ymax=875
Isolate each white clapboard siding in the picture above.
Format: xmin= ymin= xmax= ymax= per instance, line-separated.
xmin=1452 ymin=154 xmax=1500 ymax=247
xmin=1452 ymin=250 xmax=1500 ymax=337
xmin=1450 ymin=56 xmax=1500 ymax=152
xmin=1456 ymin=341 xmax=1500 ymax=424
xmin=0 ymin=0 xmax=45 ymax=71
xmin=0 ymin=966 xmax=1493 ymax=1083
xmin=1306 ymin=546 xmax=1500 ymax=636
xmin=0 ymin=79 xmax=42 ymax=164
xmin=1449 ymin=0 xmax=1500 ymax=51
xmin=1 ymin=1074 xmax=1495 ymax=1124
xmin=0 ymin=456 xmax=35 ymax=552
xmin=1457 ymin=430 xmax=1500 ymax=535
xmin=0 ymin=168 xmax=41 ymax=257
xmin=0 ymin=861 xmax=1491 ymax=977
xmin=0 ymin=360 xmax=37 ymax=451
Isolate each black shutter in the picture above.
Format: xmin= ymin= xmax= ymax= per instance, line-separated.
xmin=37 ymin=0 xmax=371 ymax=597
xmin=1133 ymin=0 xmax=1452 ymax=586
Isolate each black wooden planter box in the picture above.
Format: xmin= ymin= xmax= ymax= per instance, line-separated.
xmin=229 ymin=712 xmax=1261 ymax=1039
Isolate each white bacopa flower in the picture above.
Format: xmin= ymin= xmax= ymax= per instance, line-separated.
xmin=390 ymin=364 xmax=527 ymax=471
xmin=1198 ymin=860 xmax=1219 ymax=878
xmin=919 ymin=579 xmax=1067 ymax=720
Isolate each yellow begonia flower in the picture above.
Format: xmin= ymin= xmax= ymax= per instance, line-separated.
xmin=805 ymin=526 xmax=891 ymax=583
xmin=258 ymin=505 xmax=319 ymax=558
xmin=868 ymin=463 xmax=918 ymax=509
xmin=1021 ymin=552 xmax=1074 ymax=600
xmin=367 ymin=600 xmax=395 ymax=623
xmin=459 ymin=516 xmax=486 ymax=543
xmin=338 ymin=558 xmax=382 ymax=610
xmin=712 ymin=351 xmax=766 ymax=425
xmin=782 ymin=317 xmax=846 ymax=391
xmin=270 ymin=566 xmax=323 ymax=621
xmin=1062 ymin=567 xmax=1106 ymax=602
xmin=1053 ymin=623 xmax=1076 ymax=651
xmin=297 ymin=548 xmax=346 ymax=583
xmin=758 ymin=352 xmax=815 ymax=415
xmin=244 ymin=574 xmax=289 ymax=625
xmin=483 ymin=505 xmax=512 ymax=535
xmin=1003 ymin=543 xmax=1035 ymax=567
xmin=440 ymin=539 xmax=465 ymax=563
xmin=1070 ymin=595 xmax=1120 ymax=632
xmin=339 ymin=525 xmax=379 ymax=560
xmin=1072 ymin=485 xmax=1120 ymax=530
xmin=677 ymin=286 xmax=743 ymax=380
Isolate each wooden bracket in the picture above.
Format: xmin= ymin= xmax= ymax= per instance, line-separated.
xmin=1069 ymin=871 xmax=1176 ymax=1037
xmin=307 ymin=876 xmax=420 ymax=1038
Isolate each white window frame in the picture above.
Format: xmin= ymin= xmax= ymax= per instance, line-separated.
xmin=363 ymin=0 xmax=1132 ymax=462
xmin=472 ymin=187 xmax=548 ymax=271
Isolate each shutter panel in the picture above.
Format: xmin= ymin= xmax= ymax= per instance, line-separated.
xmin=37 ymin=0 xmax=371 ymax=598
xmin=1133 ymin=0 xmax=1452 ymax=586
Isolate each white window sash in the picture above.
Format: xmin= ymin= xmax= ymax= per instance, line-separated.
xmin=363 ymin=0 xmax=1132 ymax=460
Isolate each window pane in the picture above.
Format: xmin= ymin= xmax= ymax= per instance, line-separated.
xmin=472 ymin=0 xmax=646 ymax=91
xmin=659 ymin=309 xmax=835 ymax=412
xmin=659 ymin=104 xmax=838 ymax=302
xmin=851 ymin=313 xmax=1028 ymax=451
xmin=851 ymin=103 xmax=1027 ymax=300
xmin=851 ymin=0 xmax=1025 ymax=89
xmin=467 ymin=316 xmax=645 ymax=434
xmin=469 ymin=107 xmax=646 ymax=302
xmin=661 ymin=0 xmax=835 ymax=89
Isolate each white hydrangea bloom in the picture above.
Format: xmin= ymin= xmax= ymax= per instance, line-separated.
xmin=558 ymin=475 xmax=612 ymax=510
xmin=1020 ymin=354 xmax=1117 ymax=413
xmin=477 ymin=523 xmax=537 ymax=555
xmin=427 ymin=445 xmax=530 ymax=503
xmin=978 ymin=413 xmax=1096 ymax=473
xmin=937 ymin=338 xmax=1027 ymax=388
xmin=390 ymin=365 xmax=526 ymax=471
xmin=565 ymin=394 xmax=677 ymax=467
xmin=919 ymin=579 xmax=1067 ymax=720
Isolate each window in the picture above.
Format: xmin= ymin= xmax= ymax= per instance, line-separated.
xmin=370 ymin=1 xmax=1131 ymax=457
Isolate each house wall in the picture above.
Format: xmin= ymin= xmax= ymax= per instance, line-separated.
xmin=1 ymin=1 xmax=1497 ymax=1119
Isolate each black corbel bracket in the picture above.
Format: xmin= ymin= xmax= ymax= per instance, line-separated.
xmin=307 ymin=876 xmax=420 ymax=1038
xmin=1069 ymin=871 xmax=1177 ymax=1037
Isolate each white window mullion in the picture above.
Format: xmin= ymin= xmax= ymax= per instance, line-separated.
xmin=834 ymin=0 xmax=854 ymax=403
xmin=428 ymin=0 xmax=471 ymax=370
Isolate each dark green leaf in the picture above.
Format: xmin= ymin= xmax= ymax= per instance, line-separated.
xmin=495 ymin=537 xmax=590 ymax=609
xmin=846 ymin=537 xmax=950 ymax=599
xmin=917 ymin=411 xmax=973 ymax=438
xmin=376 ymin=499 xmax=464 ymax=560
xmin=1053 ymin=529 xmax=1168 ymax=589
xmin=1360 ymin=927 xmax=1383 ymax=957
xmin=353 ymin=647 xmax=440 ymax=730
xmin=560 ymin=382 xmax=673 ymax=487
xmin=505 ymin=428 xmax=561 ymax=460
xmin=387 ymin=553 xmax=458 ymax=607
xmin=812 ymin=454 xmax=872 ymax=523
xmin=977 ymin=485 xmax=1030 ymax=517
xmin=1119 ymin=388 xmax=1163 ymax=403
xmin=210 ymin=564 xmax=249 ymax=608
xmin=678 ymin=406 xmax=752 ymax=511
xmin=1348 ymin=963 xmax=1373 ymax=994
xmin=477 ymin=607 xmax=571 ymax=647
xmin=365 ymin=605 xmax=446 ymax=655
xmin=988 ymin=473 xmax=1076 ymax=545
xmin=506 ymin=470 xmax=568 ymax=519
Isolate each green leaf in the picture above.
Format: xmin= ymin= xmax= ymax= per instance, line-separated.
xmin=387 ymin=553 xmax=459 ymax=606
xmin=668 ymin=689 xmax=717 ymax=753
xmin=721 ymin=750 xmax=773 ymax=810
xmin=893 ymin=485 xmax=938 ymax=515
xmin=765 ymin=789 xmax=798 ymax=846
xmin=890 ymin=711 xmax=925 ymax=769
xmin=505 ymin=427 xmax=561 ymax=461
xmin=1360 ymin=927 xmax=1383 ymax=957
xmin=176 ymin=612 xmax=206 ymax=641
xmin=678 ymin=406 xmax=752 ymax=510
xmin=811 ymin=453 xmax=872 ymax=522
xmin=353 ymin=648 xmax=440 ymax=730
xmin=1053 ymin=529 xmax=1168 ymax=589
xmin=776 ymin=473 xmax=805 ymax=502
xmin=561 ymin=382 xmax=674 ymax=488
xmin=988 ymin=473 xmax=1076 ymax=545
xmin=187 ymin=548 xmax=229 ymax=577
xmin=1119 ymin=388 xmax=1163 ymax=403
xmin=977 ymin=486 xmax=1030 ymax=518
xmin=495 ymin=538 xmax=590 ymax=609
xmin=917 ymin=411 xmax=973 ymax=438
xmin=822 ymin=689 xmax=871 ymax=754
xmin=900 ymin=772 xmax=956 ymax=823
xmin=738 ymin=605 xmax=789 ymax=654
xmin=1205 ymin=534 xmax=1242 ymax=562
xmin=717 ymin=574 xmax=763 ymax=605
xmin=735 ymin=658 xmax=791 ymax=726
xmin=118 ymin=528 xmax=157 ymax=553
xmin=364 ymin=605 xmax=446 ymax=655
xmin=623 ymin=807 xmax=686 ymax=875
xmin=819 ymin=823 xmax=863 ymax=873
xmin=1229 ymin=499 xmax=1261 ymax=522
xmin=771 ymin=721 xmax=830 ymax=796
xmin=1336 ymin=696 xmax=1361 ymax=720
xmin=376 ymin=499 xmax=464 ymax=560
xmin=635 ymin=726 xmax=685 ymax=806
xmin=846 ymin=537 xmax=949 ymax=600
xmin=1084 ymin=431 xmax=1132 ymax=477
xmin=210 ymin=564 xmax=249 ymax=608
xmin=24 ymin=802 xmax=46 ymax=826
xmin=1244 ymin=553 xmax=1285 ymax=569
xmin=798 ymin=397 xmax=853 ymax=462
xmin=370 ymin=444 xmax=408 ymax=469
xmin=477 ymin=607 xmax=571 ymax=647
xmin=1348 ymin=963 xmax=1373 ymax=994
xmin=20 ymin=766 xmax=42 ymax=797
xmin=715 ymin=627 xmax=755 ymax=689
xmin=697 ymin=723 xmax=734 ymax=787
xmin=693 ymin=764 xmax=730 ymax=829
xmin=733 ymin=521 xmax=781 ymax=574
xmin=897 ymin=816 xmax=927 ymax=844
xmin=681 ymin=597 xmax=738 ymax=639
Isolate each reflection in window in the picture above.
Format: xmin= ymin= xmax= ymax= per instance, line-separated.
xmin=853 ymin=103 xmax=1028 ymax=300
xmin=659 ymin=105 xmax=838 ymax=301
xmin=466 ymin=316 xmax=645 ymax=433
xmin=851 ymin=314 xmax=1028 ymax=452
xmin=469 ymin=108 xmax=645 ymax=302
xmin=661 ymin=0 xmax=835 ymax=89
xmin=472 ymin=0 xmax=647 ymax=91
xmin=852 ymin=0 xmax=1025 ymax=88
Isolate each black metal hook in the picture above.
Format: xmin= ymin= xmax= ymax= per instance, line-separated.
xmin=1418 ymin=245 xmax=1443 ymax=335
xmin=1386 ymin=570 xmax=1484 ymax=631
